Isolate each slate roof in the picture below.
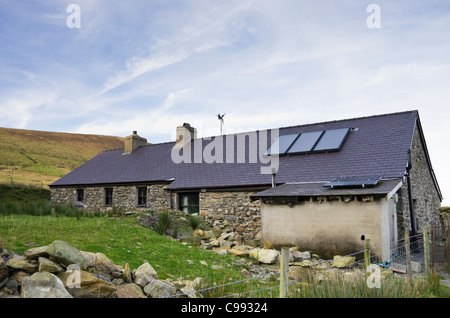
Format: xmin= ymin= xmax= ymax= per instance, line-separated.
xmin=51 ymin=110 xmax=429 ymax=192
xmin=251 ymin=179 xmax=403 ymax=198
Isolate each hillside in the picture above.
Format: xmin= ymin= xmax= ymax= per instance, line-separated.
xmin=0 ymin=127 xmax=124 ymax=188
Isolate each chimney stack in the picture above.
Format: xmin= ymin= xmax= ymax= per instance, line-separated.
xmin=124 ymin=131 xmax=148 ymax=154
xmin=174 ymin=123 xmax=197 ymax=148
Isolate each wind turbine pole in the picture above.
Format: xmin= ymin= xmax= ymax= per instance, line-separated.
xmin=217 ymin=113 xmax=226 ymax=135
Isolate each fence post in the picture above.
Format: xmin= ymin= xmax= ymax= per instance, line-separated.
xmin=423 ymin=228 xmax=431 ymax=279
xmin=364 ymin=239 xmax=370 ymax=279
xmin=405 ymin=231 xmax=411 ymax=281
xmin=280 ymin=247 xmax=289 ymax=298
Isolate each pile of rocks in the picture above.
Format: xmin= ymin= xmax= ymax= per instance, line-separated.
xmin=0 ymin=240 xmax=203 ymax=298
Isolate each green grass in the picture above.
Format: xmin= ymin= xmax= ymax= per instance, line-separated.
xmin=0 ymin=214 xmax=248 ymax=285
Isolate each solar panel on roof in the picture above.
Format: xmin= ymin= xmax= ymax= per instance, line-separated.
xmin=312 ymin=128 xmax=350 ymax=152
xmin=324 ymin=175 xmax=382 ymax=188
xmin=265 ymin=134 xmax=299 ymax=155
xmin=287 ymin=131 xmax=324 ymax=154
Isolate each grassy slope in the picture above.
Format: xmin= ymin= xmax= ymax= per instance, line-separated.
xmin=0 ymin=127 xmax=124 ymax=187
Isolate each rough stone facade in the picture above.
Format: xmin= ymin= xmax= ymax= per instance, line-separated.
xmin=51 ymin=184 xmax=169 ymax=212
xmin=396 ymin=126 xmax=441 ymax=237
xmin=199 ymin=191 xmax=262 ymax=241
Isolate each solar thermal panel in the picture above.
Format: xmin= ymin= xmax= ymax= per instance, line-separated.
xmin=313 ymin=128 xmax=350 ymax=152
xmin=265 ymin=134 xmax=299 ymax=155
xmin=287 ymin=131 xmax=323 ymax=154
xmin=324 ymin=175 xmax=382 ymax=188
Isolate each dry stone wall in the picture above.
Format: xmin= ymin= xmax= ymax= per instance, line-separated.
xmin=51 ymin=184 xmax=170 ymax=212
xmin=199 ymin=191 xmax=262 ymax=243
xmin=397 ymin=127 xmax=442 ymax=237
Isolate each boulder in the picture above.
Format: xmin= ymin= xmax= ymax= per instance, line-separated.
xmin=23 ymin=246 xmax=48 ymax=260
xmin=116 ymin=283 xmax=147 ymax=298
xmin=21 ymin=272 xmax=72 ymax=298
xmin=46 ymin=240 xmax=87 ymax=270
xmin=143 ymin=280 xmax=176 ymax=298
xmin=332 ymin=256 xmax=356 ymax=268
xmin=38 ymin=257 xmax=64 ymax=274
xmin=6 ymin=258 xmax=38 ymax=273
xmin=134 ymin=262 xmax=158 ymax=287
xmin=57 ymin=270 xmax=117 ymax=298
xmin=250 ymin=248 xmax=280 ymax=264
xmin=291 ymin=250 xmax=311 ymax=261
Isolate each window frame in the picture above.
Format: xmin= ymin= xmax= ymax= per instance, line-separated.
xmin=137 ymin=186 xmax=147 ymax=207
xmin=76 ymin=188 xmax=84 ymax=203
xmin=178 ymin=192 xmax=200 ymax=215
xmin=104 ymin=188 xmax=113 ymax=207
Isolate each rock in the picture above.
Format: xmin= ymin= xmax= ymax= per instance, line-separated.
xmin=193 ymin=229 xmax=204 ymax=237
xmin=6 ymin=258 xmax=38 ymax=273
xmin=250 ymin=248 xmax=280 ymax=264
xmin=123 ymin=263 xmax=132 ymax=283
xmin=23 ymin=246 xmax=48 ymax=260
xmin=228 ymin=248 xmax=249 ymax=257
xmin=57 ymin=270 xmax=117 ymax=298
xmin=21 ymin=272 xmax=73 ymax=298
xmin=38 ymin=257 xmax=64 ymax=274
xmin=143 ymin=280 xmax=176 ymax=298
xmin=11 ymin=271 xmax=30 ymax=284
xmin=332 ymin=256 xmax=356 ymax=268
xmin=91 ymin=252 xmax=122 ymax=274
xmin=116 ymin=283 xmax=147 ymax=298
xmin=211 ymin=226 xmax=223 ymax=238
xmin=134 ymin=262 xmax=158 ymax=288
xmin=0 ymin=258 xmax=8 ymax=282
xmin=263 ymin=241 xmax=273 ymax=249
xmin=291 ymin=251 xmax=311 ymax=261
xmin=46 ymin=240 xmax=87 ymax=270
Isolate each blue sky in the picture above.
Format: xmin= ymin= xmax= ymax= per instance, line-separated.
xmin=0 ymin=1 xmax=449 ymax=205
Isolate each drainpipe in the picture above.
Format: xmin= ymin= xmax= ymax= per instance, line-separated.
xmin=271 ymin=168 xmax=276 ymax=188
xmin=406 ymin=150 xmax=417 ymax=239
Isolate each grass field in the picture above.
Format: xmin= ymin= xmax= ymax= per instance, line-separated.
xmin=0 ymin=126 xmax=123 ymax=187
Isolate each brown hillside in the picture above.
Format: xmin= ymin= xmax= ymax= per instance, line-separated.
xmin=0 ymin=127 xmax=124 ymax=188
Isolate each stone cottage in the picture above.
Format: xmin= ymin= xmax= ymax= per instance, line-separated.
xmin=50 ymin=110 xmax=442 ymax=258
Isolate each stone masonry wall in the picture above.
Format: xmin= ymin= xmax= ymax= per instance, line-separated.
xmin=199 ymin=191 xmax=262 ymax=242
xmin=397 ymin=126 xmax=442 ymax=237
xmin=51 ymin=184 xmax=170 ymax=212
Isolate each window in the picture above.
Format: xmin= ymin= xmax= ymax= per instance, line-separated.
xmin=105 ymin=188 xmax=113 ymax=206
xmin=137 ymin=187 xmax=147 ymax=206
xmin=77 ymin=189 xmax=84 ymax=203
xmin=179 ymin=193 xmax=199 ymax=215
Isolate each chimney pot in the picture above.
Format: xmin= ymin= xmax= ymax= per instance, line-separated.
xmin=175 ymin=123 xmax=197 ymax=148
xmin=124 ymin=131 xmax=147 ymax=154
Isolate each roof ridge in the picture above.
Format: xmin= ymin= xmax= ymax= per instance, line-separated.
xmin=271 ymin=110 xmax=419 ymax=132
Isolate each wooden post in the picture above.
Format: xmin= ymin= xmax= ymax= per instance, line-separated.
xmin=364 ymin=239 xmax=370 ymax=279
xmin=423 ymin=228 xmax=431 ymax=279
xmin=405 ymin=231 xmax=411 ymax=281
xmin=280 ymin=247 xmax=289 ymax=298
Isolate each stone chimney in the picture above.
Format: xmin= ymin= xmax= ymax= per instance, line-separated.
xmin=124 ymin=131 xmax=147 ymax=154
xmin=174 ymin=123 xmax=197 ymax=148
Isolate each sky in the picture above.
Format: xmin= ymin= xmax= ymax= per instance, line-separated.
xmin=0 ymin=0 xmax=449 ymax=205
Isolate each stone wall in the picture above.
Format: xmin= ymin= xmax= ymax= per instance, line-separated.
xmin=397 ymin=126 xmax=442 ymax=237
xmin=199 ymin=191 xmax=262 ymax=242
xmin=51 ymin=184 xmax=170 ymax=212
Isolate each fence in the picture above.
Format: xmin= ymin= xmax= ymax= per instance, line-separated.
xmin=165 ymin=228 xmax=444 ymax=298
xmin=430 ymin=222 xmax=450 ymax=272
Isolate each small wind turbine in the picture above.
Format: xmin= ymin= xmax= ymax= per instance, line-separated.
xmin=217 ymin=113 xmax=226 ymax=135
